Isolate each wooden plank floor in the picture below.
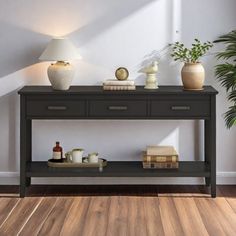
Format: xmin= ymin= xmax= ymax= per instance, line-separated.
xmin=0 ymin=186 xmax=235 ymax=236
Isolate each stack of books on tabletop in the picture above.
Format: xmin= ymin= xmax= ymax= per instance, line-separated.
xmin=103 ymin=80 xmax=136 ymax=91
xmin=142 ymin=146 xmax=179 ymax=169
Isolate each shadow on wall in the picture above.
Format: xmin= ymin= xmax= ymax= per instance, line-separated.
xmin=0 ymin=21 xmax=50 ymax=78
xmin=135 ymin=46 xmax=182 ymax=86
xmin=69 ymin=0 xmax=156 ymax=46
xmin=0 ymin=62 xmax=49 ymax=98
xmin=0 ymin=90 xmax=19 ymax=172
xmin=8 ymin=91 xmax=19 ymax=171
xmin=0 ymin=0 xmax=156 ymax=79
xmin=32 ymin=120 xmax=198 ymax=162
xmin=135 ymin=0 xmax=182 ymax=85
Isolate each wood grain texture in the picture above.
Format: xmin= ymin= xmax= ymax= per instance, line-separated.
xmin=0 ymin=197 xmax=41 ymax=236
xmin=211 ymin=198 xmax=236 ymax=234
xmin=127 ymin=197 xmax=147 ymax=236
xmin=143 ymin=197 xmax=165 ymax=236
xmin=37 ymin=197 xmax=74 ymax=236
xmin=0 ymin=186 xmax=236 ymax=236
xmin=159 ymin=197 xmax=185 ymax=236
xmin=194 ymin=198 xmax=228 ymax=236
xmin=60 ymin=197 xmax=91 ymax=236
xmin=0 ymin=198 xmax=19 ymax=227
xmin=173 ymin=197 xmax=209 ymax=236
xmin=18 ymin=197 xmax=57 ymax=236
xmin=81 ymin=196 xmax=111 ymax=236
xmin=106 ymin=196 xmax=129 ymax=236
xmin=218 ymin=186 xmax=236 ymax=213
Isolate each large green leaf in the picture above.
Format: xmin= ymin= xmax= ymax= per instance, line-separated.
xmin=214 ymin=30 xmax=236 ymax=128
xmin=228 ymin=90 xmax=236 ymax=102
xmin=225 ymin=106 xmax=236 ymax=128
xmin=215 ymin=63 xmax=236 ymax=91
xmin=214 ymin=30 xmax=236 ymax=44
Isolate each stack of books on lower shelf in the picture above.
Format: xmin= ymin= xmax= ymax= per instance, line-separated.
xmin=142 ymin=146 xmax=179 ymax=169
xmin=103 ymin=80 xmax=136 ymax=90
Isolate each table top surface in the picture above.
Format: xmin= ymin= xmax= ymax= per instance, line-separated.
xmin=18 ymin=85 xmax=218 ymax=95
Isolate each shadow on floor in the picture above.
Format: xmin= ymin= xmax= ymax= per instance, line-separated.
xmin=1 ymin=185 xmax=229 ymax=198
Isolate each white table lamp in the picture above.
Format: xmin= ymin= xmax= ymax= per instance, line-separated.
xmin=39 ymin=38 xmax=81 ymax=90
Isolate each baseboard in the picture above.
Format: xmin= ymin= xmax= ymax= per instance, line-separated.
xmin=0 ymin=172 xmax=19 ymax=185
xmin=216 ymin=172 xmax=236 ymax=184
xmin=1 ymin=171 xmax=236 ymax=185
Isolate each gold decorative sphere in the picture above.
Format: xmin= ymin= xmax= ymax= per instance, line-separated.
xmin=115 ymin=67 xmax=129 ymax=81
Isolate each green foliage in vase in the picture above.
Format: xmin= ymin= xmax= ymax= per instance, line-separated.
xmin=214 ymin=30 xmax=236 ymax=128
xmin=170 ymin=39 xmax=213 ymax=63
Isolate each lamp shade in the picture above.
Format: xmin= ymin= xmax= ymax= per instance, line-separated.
xmin=39 ymin=38 xmax=81 ymax=61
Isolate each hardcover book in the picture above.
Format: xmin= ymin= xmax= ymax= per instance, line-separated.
xmin=142 ymin=151 xmax=178 ymax=162
xmin=142 ymin=161 xmax=179 ymax=169
xmin=146 ymin=145 xmax=178 ymax=156
xmin=103 ymin=80 xmax=135 ymax=86
xmin=103 ymin=85 xmax=136 ymax=91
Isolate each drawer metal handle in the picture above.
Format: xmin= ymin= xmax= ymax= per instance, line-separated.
xmin=108 ymin=106 xmax=128 ymax=111
xmin=171 ymin=106 xmax=190 ymax=111
xmin=47 ymin=106 xmax=67 ymax=111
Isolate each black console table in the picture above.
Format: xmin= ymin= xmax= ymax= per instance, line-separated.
xmin=18 ymin=86 xmax=218 ymax=197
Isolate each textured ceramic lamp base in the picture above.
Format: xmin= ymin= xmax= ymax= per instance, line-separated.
xmin=47 ymin=62 xmax=75 ymax=90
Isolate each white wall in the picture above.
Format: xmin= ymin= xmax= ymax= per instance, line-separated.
xmin=0 ymin=0 xmax=236 ymax=184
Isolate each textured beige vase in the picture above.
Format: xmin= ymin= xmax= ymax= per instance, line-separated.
xmin=181 ymin=62 xmax=205 ymax=90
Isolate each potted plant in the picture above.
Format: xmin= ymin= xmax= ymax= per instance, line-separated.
xmin=214 ymin=30 xmax=236 ymax=128
xmin=170 ymin=39 xmax=213 ymax=90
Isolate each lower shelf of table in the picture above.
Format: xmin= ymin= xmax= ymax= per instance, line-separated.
xmin=26 ymin=161 xmax=211 ymax=178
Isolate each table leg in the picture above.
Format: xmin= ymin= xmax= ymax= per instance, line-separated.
xmin=204 ymin=96 xmax=216 ymax=198
xmin=20 ymin=96 xmax=32 ymax=197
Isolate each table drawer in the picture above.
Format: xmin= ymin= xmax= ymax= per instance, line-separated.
xmin=27 ymin=100 xmax=86 ymax=118
xmin=151 ymin=100 xmax=210 ymax=118
xmin=89 ymin=100 xmax=147 ymax=117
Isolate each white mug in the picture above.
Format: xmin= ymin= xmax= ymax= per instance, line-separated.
xmin=72 ymin=149 xmax=84 ymax=163
xmin=88 ymin=152 xmax=99 ymax=163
